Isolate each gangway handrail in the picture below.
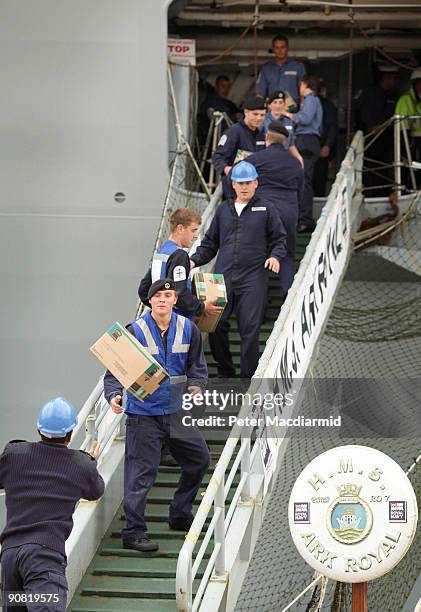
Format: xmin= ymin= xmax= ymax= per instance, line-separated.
xmin=175 ymin=131 xmax=365 ymax=612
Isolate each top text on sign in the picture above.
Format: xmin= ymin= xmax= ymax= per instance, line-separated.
xmin=168 ymin=38 xmax=196 ymax=65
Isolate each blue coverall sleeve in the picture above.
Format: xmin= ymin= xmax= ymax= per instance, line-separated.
xmin=0 ymin=449 xmax=6 ymax=488
xmin=190 ymin=212 xmax=221 ymax=267
xmin=138 ymin=268 xmax=152 ymax=306
xmin=293 ymin=95 xmax=318 ymax=126
xmin=79 ymin=456 xmax=105 ymax=501
xmin=257 ymin=67 xmax=269 ymax=98
xmin=297 ymin=166 xmax=305 ymax=202
xmin=267 ymin=206 xmax=287 ymax=262
xmin=212 ymin=129 xmax=238 ymax=175
xmin=166 ymin=250 xmax=204 ymax=317
xmin=244 ymin=152 xmax=258 ymax=168
xmin=103 ymin=370 xmax=123 ymax=404
xmin=186 ymin=324 xmax=208 ymax=391
xmin=297 ymin=62 xmax=306 ymax=86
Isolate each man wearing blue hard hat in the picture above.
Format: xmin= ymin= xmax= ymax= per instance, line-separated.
xmin=0 ymin=398 xmax=104 ymax=611
xmin=247 ymin=122 xmax=304 ymax=300
xmin=191 ymin=160 xmax=287 ymax=379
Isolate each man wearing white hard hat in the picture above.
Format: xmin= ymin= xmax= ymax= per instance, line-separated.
xmin=396 ymin=67 xmax=421 ymax=186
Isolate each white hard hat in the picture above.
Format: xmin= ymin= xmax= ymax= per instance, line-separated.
xmin=410 ymin=67 xmax=421 ymax=81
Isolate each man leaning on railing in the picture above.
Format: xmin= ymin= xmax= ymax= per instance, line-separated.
xmin=0 ymin=397 xmax=104 ymax=612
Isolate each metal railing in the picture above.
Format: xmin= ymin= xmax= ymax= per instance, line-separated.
xmin=363 ymin=113 xmax=421 ymax=196
xmin=175 ymin=132 xmax=365 ymax=612
xmin=70 ymin=377 xmax=124 ymax=464
xmin=176 ymin=395 xmax=259 ymax=611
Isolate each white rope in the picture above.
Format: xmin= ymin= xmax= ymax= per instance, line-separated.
xmin=316 ymin=575 xmax=329 ymax=611
xmin=167 ymin=64 xmax=211 ymax=200
xmin=280 ymin=574 xmax=324 ymax=612
xmin=406 ymin=453 xmax=421 ymax=476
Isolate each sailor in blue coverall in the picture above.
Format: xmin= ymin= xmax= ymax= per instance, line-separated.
xmin=212 ymin=95 xmax=266 ymax=199
xmin=104 ymin=278 xmax=210 ymax=552
xmin=247 ymin=123 xmax=303 ymax=300
xmin=282 ymin=74 xmax=323 ymax=231
xmin=257 ymin=34 xmax=305 ymax=104
xmin=190 ymin=161 xmax=287 ymax=380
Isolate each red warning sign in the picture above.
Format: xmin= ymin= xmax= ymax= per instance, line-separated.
xmin=168 ymin=38 xmax=196 ymax=65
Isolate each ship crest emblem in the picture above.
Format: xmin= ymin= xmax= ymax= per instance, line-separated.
xmin=327 ymin=484 xmax=372 ymax=545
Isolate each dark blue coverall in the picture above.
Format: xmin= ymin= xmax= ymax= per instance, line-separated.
xmin=190 ymin=197 xmax=287 ymax=378
xmin=247 ymin=144 xmax=303 ymax=299
xmin=212 ymin=120 xmax=265 ymax=198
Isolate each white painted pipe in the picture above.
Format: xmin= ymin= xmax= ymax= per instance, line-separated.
xmin=178 ymin=9 xmax=421 ymax=22
xmin=287 ymin=0 xmax=421 ymax=8
xmin=192 ymin=0 xmax=421 ymax=5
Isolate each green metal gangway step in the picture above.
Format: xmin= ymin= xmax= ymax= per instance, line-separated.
xmin=69 ymin=234 xmax=311 ymax=611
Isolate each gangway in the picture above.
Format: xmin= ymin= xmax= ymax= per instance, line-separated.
xmin=68 ymin=229 xmax=312 ymax=611
xmin=67 ymin=124 xmax=365 ymax=612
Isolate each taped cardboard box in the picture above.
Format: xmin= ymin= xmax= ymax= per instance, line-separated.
xmin=90 ymin=322 xmax=168 ymax=402
xmin=193 ymin=272 xmax=227 ymax=333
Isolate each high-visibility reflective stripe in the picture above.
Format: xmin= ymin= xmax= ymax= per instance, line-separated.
xmin=173 ymin=315 xmax=190 ymax=353
xmin=170 ymin=375 xmax=187 ymax=384
xmin=137 ymin=320 xmax=159 ymax=355
xmin=151 ymin=253 xmax=170 ymax=283
xmin=151 ymin=260 xmax=163 ymax=283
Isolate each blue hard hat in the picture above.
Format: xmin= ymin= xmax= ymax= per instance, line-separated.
xmin=231 ymin=160 xmax=258 ymax=182
xmin=37 ymin=397 xmax=78 ymax=437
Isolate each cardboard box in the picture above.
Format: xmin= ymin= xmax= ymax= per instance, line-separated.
xmin=193 ymin=272 xmax=227 ymax=333
xmin=90 ymin=322 xmax=168 ymax=402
